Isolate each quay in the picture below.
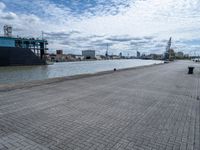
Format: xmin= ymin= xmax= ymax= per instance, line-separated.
xmin=0 ymin=61 xmax=199 ymax=150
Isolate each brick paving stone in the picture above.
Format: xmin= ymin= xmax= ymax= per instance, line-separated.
xmin=0 ymin=61 xmax=199 ymax=150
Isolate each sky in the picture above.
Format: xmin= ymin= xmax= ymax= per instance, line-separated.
xmin=0 ymin=0 xmax=200 ymax=56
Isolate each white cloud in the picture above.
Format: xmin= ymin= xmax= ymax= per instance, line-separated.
xmin=0 ymin=0 xmax=199 ymax=55
xmin=0 ymin=2 xmax=6 ymax=11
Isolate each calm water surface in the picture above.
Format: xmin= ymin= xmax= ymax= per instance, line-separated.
xmin=0 ymin=59 xmax=163 ymax=84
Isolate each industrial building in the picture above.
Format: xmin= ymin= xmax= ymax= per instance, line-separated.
xmin=82 ymin=50 xmax=95 ymax=59
xmin=56 ymin=50 xmax=63 ymax=55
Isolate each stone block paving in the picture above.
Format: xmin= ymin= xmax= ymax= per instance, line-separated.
xmin=0 ymin=61 xmax=199 ymax=150
xmin=0 ymin=133 xmax=48 ymax=150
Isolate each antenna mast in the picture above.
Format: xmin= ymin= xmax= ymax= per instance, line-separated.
xmin=4 ymin=25 xmax=12 ymax=37
xmin=106 ymin=43 xmax=109 ymax=57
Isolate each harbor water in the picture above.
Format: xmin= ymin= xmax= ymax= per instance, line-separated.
xmin=0 ymin=59 xmax=163 ymax=84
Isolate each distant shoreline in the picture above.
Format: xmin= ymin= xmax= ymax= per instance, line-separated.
xmin=0 ymin=62 xmax=164 ymax=92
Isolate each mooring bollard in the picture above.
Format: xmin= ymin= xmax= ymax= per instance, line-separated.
xmin=188 ymin=66 xmax=194 ymax=74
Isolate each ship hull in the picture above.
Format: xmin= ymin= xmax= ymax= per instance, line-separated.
xmin=0 ymin=47 xmax=46 ymax=66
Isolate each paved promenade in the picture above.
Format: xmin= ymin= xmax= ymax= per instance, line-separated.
xmin=0 ymin=61 xmax=199 ymax=150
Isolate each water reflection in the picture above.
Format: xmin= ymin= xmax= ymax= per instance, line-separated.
xmin=0 ymin=59 xmax=163 ymax=84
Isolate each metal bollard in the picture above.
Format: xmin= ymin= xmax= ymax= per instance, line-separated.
xmin=188 ymin=66 xmax=194 ymax=74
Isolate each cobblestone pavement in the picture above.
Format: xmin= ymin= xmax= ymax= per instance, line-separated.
xmin=0 ymin=61 xmax=199 ymax=150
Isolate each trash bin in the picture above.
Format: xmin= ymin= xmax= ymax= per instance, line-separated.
xmin=188 ymin=67 xmax=194 ymax=74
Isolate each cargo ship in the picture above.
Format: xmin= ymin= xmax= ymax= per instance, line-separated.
xmin=0 ymin=25 xmax=48 ymax=66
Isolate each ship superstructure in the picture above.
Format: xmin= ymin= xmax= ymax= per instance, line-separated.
xmin=0 ymin=25 xmax=48 ymax=66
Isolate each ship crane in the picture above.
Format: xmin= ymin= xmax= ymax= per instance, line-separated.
xmin=165 ymin=37 xmax=172 ymax=60
xmin=166 ymin=37 xmax=172 ymax=52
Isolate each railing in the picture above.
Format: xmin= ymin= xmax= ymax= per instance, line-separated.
xmin=0 ymin=34 xmax=47 ymax=41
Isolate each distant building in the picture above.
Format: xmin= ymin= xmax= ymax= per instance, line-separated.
xmin=165 ymin=49 xmax=175 ymax=61
xmin=112 ymin=55 xmax=121 ymax=59
xmin=95 ymin=55 xmax=102 ymax=60
xmin=149 ymin=54 xmax=163 ymax=60
xmin=56 ymin=50 xmax=63 ymax=55
xmin=175 ymin=51 xmax=184 ymax=59
xmin=169 ymin=49 xmax=175 ymax=61
xmin=55 ymin=50 xmax=64 ymax=62
xmin=184 ymin=54 xmax=189 ymax=58
xmin=55 ymin=54 xmax=65 ymax=62
xmin=94 ymin=55 xmax=106 ymax=60
xmin=49 ymin=53 xmax=56 ymax=61
xmin=82 ymin=50 xmax=95 ymax=59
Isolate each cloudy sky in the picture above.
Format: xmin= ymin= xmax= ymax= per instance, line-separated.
xmin=0 ymin=0 xmax=200 ymax=55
